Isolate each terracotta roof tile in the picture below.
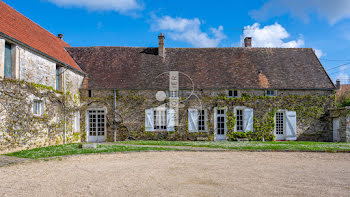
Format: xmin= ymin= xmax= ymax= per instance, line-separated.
xmin=0 ymin=2 xmax=83 ymax=73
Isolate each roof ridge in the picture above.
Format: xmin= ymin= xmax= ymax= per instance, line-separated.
xmin=1 ymin=2 xmax=69 ymax=46
xmin=67 ymin=46 xmax=313 ymax=50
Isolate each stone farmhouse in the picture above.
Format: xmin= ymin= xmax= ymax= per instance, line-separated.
xmin=0 ymin=2 xmax=341 ymax=151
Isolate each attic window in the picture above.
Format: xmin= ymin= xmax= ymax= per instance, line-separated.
xmin=266 ymin=90 xmax=276 ymax=97
xmin=228 ymin=90 xmax=238 ymax=98
xmin=88 ymin=90 xmax=92 ymax=98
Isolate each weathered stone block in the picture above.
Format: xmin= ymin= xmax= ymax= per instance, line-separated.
xmin=79 ymin=143 xmax=97 ymax=149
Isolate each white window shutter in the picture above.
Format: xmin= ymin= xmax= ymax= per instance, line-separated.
xmin=167 ymin=109 xmax=175 ymax=131
xmin=188 ymin=109 xmax=199 ymax=132
xmin=145 ymin=109 xmax=154 ymax=131
xmin=286 ymin=111 xmax=297 ymax=140
xmin=243 ymin=108 xmax=254 ymax=132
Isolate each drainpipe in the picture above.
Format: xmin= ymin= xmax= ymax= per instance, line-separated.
xmin=114 ymin=89 xmax=117 ymax=142
xmin=63 ymin=69 xmax=66 ymax=144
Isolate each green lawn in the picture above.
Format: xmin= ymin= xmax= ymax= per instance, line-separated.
xmin=5 ymin=144 xmax=179 ymax=159
xmin=5 ymin=141 xmax=350 ymax=159
xmin=116 ymin=140 xmax=350 ymax=152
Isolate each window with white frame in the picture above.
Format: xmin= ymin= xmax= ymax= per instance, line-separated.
xmin=275 ymin=112 xmax=284 ymax=135
xmin=228 ymin=90 xmax=238 ymax=98
xmin=188 ymin=109 xmax=207 ymax=132
xmin=236 ymin=109 xmax=243 ymax=131
xmin=33 ymin=100 xmax=44 ymax=116
xmin=198 ymin=110 xmax=206 ymax=132
xmin=154 ymin=108 xmax=167 ymax=130
xmin=266 ymin=90 xmax=276 ymax=97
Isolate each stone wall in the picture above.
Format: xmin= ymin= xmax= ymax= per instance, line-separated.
xmin=18 ymin=46 xmax=57 ymax=88
xmin=65 ymin=69 xmax=84 ymax=96
xmin=0 ymin=79 xmax=81 ymax=154
xmin=80 ymin=89 xmax=335 ymax=142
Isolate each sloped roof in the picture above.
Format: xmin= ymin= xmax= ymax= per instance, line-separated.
xmin=0 ymin=2 xmax=83 ymax=73
xmin=67 ymin=46 xmax=335 ymax=90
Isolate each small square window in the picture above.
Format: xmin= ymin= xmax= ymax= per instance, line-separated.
xmin=228 ymin=90 xmax=238 ymax=98
xmin=33 ymin=100 xmax=44 ymax=116
xmin=266 ymin=90 xmax=276 ymax=97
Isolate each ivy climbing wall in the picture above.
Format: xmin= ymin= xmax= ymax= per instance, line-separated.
xmin=0 ymin=78 xmax=81 ymax=153
xmin=80 ymin=89 xmax=335 ymax=142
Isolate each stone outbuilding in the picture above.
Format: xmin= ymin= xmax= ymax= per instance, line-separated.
xmin=67 ymin=34 xmax=336 ymax=142
xmin=0 ymin=1 xmax=340 ymax=152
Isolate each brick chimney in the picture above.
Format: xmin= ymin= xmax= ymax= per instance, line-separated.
xmin=158 ymin=33 xmax=165 ymax=57
xmin=244 ymin=37 xmax=252 ymax=47
xmin=57 ymin=34 xmax=63 ymax=40
xmin=336 ymin=79 xmax=341 ymax=89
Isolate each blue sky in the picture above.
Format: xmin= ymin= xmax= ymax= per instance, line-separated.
xmin=3 ymin=0 xmax=350 ymax=82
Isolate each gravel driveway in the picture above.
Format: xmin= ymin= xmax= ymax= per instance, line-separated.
xmin=1 ymin=151 xmax=349 ymax=197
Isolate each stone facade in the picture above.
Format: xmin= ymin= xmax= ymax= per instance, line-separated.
xmin=80 ymin=89 xmax=335 ymax=142
xmin=0 ymin=79 xmax=79 ymax=153
xmin=0 ymin=37 xmax=84 ymax=153
xmin=18 ymin=46 xmax=57 ymax=87
xmin=329 ymin=108 xmax=350 ymax=142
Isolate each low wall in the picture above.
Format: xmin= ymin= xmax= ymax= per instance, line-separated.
xmin=329 ymin=107 xmax=350 ymax=142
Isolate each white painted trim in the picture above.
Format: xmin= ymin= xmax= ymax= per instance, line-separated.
xmin=226 ymin=90 xmax=240 ymax=98
xmin=189 ymin=107 xmax=208 ymax=132
xmin=86 ymin=108 xmax=107 ymax=143
xmin=274 ymin=109 xmax=287 ymax=140
xmin=152 ymin=106 xmax=167 ymax=131
xmin=214 ymin=106 xmax=228 ymax=140
xmin=266 ymin=89 xmax=277 ymax=97
xmin=233 ymin=106 xmax=245 ymax=132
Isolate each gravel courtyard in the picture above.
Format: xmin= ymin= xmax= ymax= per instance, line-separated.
xmin=1 ymin=151 xmax=349 ymax=197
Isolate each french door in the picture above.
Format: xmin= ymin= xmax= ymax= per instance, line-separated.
xmin=216 ymin=109 xmax=226 ymax=140
xmin=87 ymin=109 xmax=106 ymax=143
xmin=275 ymin=112 xmax=285 ymax=140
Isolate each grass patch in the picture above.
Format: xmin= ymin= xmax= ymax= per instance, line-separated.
xmin=116 ymin=140 xmax=350 ymax=152
xmin=5 ymin=144 xmax=178 ymax=159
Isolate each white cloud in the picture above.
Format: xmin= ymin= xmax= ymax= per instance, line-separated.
xmin=242 ymin=23 xmax=304 ymax=48
xmin=314 ymin=49 xmax=323 ymax=58
xmin=250 ymin=0 xmax=350 ymax=25
xmin=151 ymin=15 xmax=226 ymax=47
xmin=46 ymin=0 xmax=143 ymax=13
xmin=335 ymin=66 xmax=350 ymax=83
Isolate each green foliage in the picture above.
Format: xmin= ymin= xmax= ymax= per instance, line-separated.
xmin=6 ymin=143 xmax=179 ymax=159
xmin=253 ymin=108 xmax=277 ymax=141
xmin=337 ymin=97 xmax=350 ymax=107
xmin=117 ymin=140 xmax=350 ymax=152
xmin=226 ymin=110 xmax=236 ymax=133
xmin=0 ymin=77 xmax=81 ymax=152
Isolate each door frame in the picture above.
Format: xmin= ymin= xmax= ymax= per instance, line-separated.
xmin=274 ymin=110 xmax=286 ymax=140
xmin=333 ymin=118 xmax=340 ymax=142
xmin=214 ymin=107 xmax=227 ymax=141
xmin=86 ymin=108 xmax=107 ymax=143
